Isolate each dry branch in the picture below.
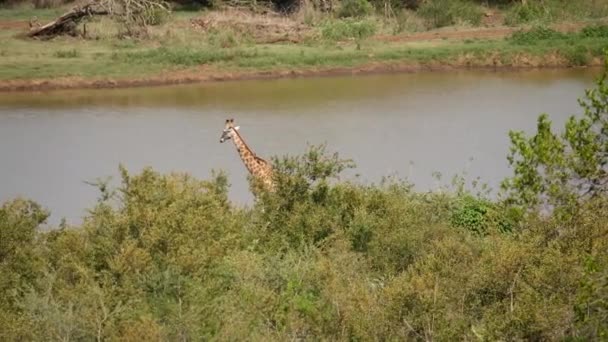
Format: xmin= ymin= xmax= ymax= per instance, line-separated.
xmin=27 ymin=2 xmax=109 ymax=38
xmin=27 ymin=0 xmax=170 ymax=39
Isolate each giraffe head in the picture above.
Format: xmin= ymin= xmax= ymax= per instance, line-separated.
xmin=219 ymin=118 xmax=240 ymax=143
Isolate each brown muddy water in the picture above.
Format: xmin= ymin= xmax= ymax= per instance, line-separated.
xmin=0 ymin=68 xmax=602 ymax=225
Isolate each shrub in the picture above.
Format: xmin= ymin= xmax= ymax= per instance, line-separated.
xmin=504 ymin=1 xmax=548 ymax=25
xmin=0 ymin=199 xmax=48 ymax=340
xmin=338 ymin=0 xmax=373 ymax=18
xmin=144 ymin=7 xmax=170 ymax=26
xmin=575 ymin=253 xmax=608 ymax=339
xmin=509 ymin=26 xmax=566 ymax=45
xmin=393 ymin=9 xmax=426 ymax=34
xmin=505 ymin=0 xmax=608 ymax=25
xmin=564 ymin=45 xmax=589 ymax=66
xmin=417 ymin=0 xmax=482 ymax=29
xmin=450 ymin=195 xmax=491 ymax=234
xmin=53 ymin=49 xmax=80 ymax=58
xmin=581 ymin=25 xmax=608 ymax=39
xmin=321 ymin=18 xmax=376 ymax=41
xmin=254 ymin=144 xmax=356 ymax=248
xmin=502 ymin=69 xmax=608 ymax=213
xmin=1 ymin=138 xmax=608 ymax=339
xmin=207 ymin=28 xmax=241 ymax=48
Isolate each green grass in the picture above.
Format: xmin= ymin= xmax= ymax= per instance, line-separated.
xmin=1 ymin=33 xmax=606 ymax=81
xmin=417 ymin=0 xmax=483 ymax=28
xmin=53 ymin=48 xmax=80 ymax=58
xmin=108 ymin=31 xmax=608 ymax=70
xmin=0 ymin=5 xmax=65 ymax=21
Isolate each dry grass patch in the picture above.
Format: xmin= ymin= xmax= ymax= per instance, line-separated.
xmin=190 ymin=8 xmax=314 ymax=43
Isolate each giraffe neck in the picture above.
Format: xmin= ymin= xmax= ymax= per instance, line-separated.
xmin=231 ymin=129 xmax=262 ymax=176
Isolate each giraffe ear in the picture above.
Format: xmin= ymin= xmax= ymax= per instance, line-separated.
xmin=234 ymin=126 xmax=240 ymax=130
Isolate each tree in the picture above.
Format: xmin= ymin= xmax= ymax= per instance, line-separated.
xmin=502 ymin=64 xmax=608 ymax=214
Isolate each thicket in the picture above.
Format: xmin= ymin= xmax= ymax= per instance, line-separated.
xmin=3 ymin=0 xmax=607 ymax=29
xmin=505 ymin=0 xmax=608 ymax=25
xmin=1 ymin=67 xmax=608 ymax=340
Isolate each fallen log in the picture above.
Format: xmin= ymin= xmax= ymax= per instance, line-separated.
xmin=27 ymin=3 xmax=108 ymax=38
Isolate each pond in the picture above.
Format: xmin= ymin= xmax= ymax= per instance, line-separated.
xmin=0 ymin=68 xmax=601 ymax=225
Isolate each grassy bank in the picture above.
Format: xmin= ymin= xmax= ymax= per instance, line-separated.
xmin=1 ymin=2 xmax=608 ymax=89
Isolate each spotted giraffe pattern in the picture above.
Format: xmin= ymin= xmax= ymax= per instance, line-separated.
xmin=219 ymin=119 xmax=274 ymax=190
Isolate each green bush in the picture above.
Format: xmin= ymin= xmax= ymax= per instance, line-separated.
xmin=144 ymin=7 xmax=170 ymax=26
xmin=417 ymin=0 xmax=483 ymax=29
xmin=505 ymin=0 xmax=608 ymax=25
xmin=1 ymin=149 xmax=607 ymax=340
xmin=53 ymin=49 xmax=80 ymax=58
xmin=450 ymin=195 xmax=491 ymax=234
xmin=0 ymin=199 xmax=48 ymax=341
xmin=581 ymin=24 xmax=608 ymax=39
xmin=575 ymin=253 xmax=608 ymax=340
xmin=393 ymin=9 xmax=426 ymax=33
xmin=321 ymin=18 xmax=377 ymax=41
xmin=207 ymin=28 xmax=242 ymax=48
xmin=509 ymin=26 xmax=566 ymax=45
xmin=338 ymin=0 xmax=373 ymax=18
xmin=505 ymin=1 xmax=548 ymax=25
xmin=503 ymin=69 xmax=608 ymax=213
xmin=564 ymin=45 xmax=589 ymax=66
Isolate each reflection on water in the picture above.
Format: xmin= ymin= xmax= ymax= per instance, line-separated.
xmin=0 ymin=68 xmax=601 ymax=225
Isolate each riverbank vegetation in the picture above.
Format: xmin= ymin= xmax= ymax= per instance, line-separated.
xmin=0 ymin=0 xmax=608 ymax=87
xmin=2 ymin=65 xmax=608 ymax=340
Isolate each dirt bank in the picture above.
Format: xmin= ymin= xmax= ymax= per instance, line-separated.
xmin=0 ymin=58 xmax=602 ymax=93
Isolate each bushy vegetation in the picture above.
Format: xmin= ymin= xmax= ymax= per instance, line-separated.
xmin=505 ymin=0 xmax=608 ymax=26
xmin=321 ymin=17 xmax=376 ymax=40
xmin=503 ymin=70 xmax=608 ymax=214
xmin=509 ymin=26 xmax=567 ymax=45
xmin=53 ymin=48 xmax=80 ymax=58
xmin=3 ymin=0 xmax=607 ymax=31
xmin=581 ymin=24 xmax=608 ymax=39
xmin=506 ymin=25 xmax=608 ymax=66
xmin=510 ymin=25 xmax=608 ymax=45
xmin=337 ymin=0 xmax=372 ymax=18
xmin=417 ymin=0 xmax=482 ymax=28
xmin=2 ymin=70 xmax=608 ymax=340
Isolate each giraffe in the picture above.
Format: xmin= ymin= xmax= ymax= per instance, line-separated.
xmin=219 ymin=118 xmax=274 ymax=190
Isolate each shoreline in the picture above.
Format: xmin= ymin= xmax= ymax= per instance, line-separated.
xmin=0 ymin=59 xmax=603 ymax=93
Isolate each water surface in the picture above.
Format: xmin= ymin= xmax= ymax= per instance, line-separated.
xmin=0 ymin=68 xmax=601 ymax=225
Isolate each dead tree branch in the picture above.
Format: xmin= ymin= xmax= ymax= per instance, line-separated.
xmin=27 ymin=2 xmax=109 ymax=38
xmin=27 ymin=0 xmax=170 ymax=39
